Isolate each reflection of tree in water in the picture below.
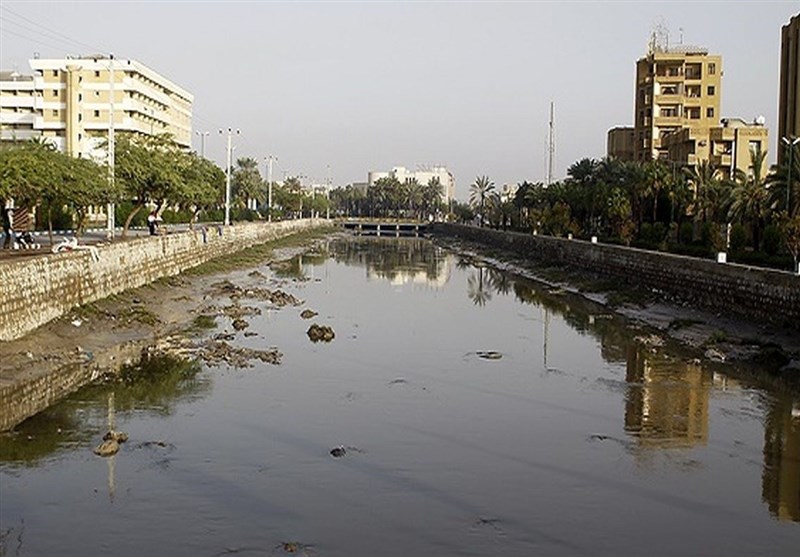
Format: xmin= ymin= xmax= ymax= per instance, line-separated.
xmin=0 ymin=353 xmax=209 ymax=467
xmin=270 ymin=247 xmax=329 ymax=281
xmin=331 ymin=238 xmax=447 ymax=285
xmin=762 ymin=395 xmax=800 ymax=522
xmin=467 ymin=267 xmax=492 ymax=307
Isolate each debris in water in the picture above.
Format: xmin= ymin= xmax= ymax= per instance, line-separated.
xmin=300 ymin=309 xmax=318 ymax=319
xmin=93 ymin=439 xmax=119 ymax=457
xmin=103 ymin=430 xmax=129 ymax=443
xmin=476 ymin=350 xmax=503 ymax=360
xmin=330 ymin=446 xmax=347 ymax=458
xmin=307 ymin=324 xmax=335 ymax=342
xmin=231 ymin=318 xmax=249 ymax=331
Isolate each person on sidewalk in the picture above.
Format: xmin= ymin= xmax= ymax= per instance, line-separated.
xmin=147 ymin=211 xmax=158 ymax=236
xmin=2 ymin=203 xmax=13 ymax=249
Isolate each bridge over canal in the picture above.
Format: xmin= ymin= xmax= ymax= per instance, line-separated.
xmin=339 ymin=220 xmax=429 ymax=237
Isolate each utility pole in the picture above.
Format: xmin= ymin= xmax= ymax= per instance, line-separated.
xmin=106 ymin=53 xmax=115 ymax=241
xmin=546 ymin=101 xmax=555 ymax=186
xmin=220 ymin=128 xmax=240 ymax=226
xmin=326 ymin=164 xmax=331 ymax=220
xmin=196 ymin=131 xmax=209 ymax=157
xmin=266 ymin=155 xmax=277 ymax=222
xmin=783 ymin=136 xmax=800 ymax=214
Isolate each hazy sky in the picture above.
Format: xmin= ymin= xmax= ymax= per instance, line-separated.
xmin=1 ymin=1 xmax=798 ymax=199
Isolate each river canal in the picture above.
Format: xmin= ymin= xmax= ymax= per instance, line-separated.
xmin=1 ymin=236 xmax=798 ymax=556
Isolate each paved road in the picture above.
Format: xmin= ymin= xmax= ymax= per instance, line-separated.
xmin=0 ymin=223 xmax=200 ymax=262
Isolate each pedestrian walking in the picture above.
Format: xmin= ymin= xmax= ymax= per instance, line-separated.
xmin=147 ymin=211 xmax=157 ymax=236
xmin=2 ymin=202 xmax=13 ymax=249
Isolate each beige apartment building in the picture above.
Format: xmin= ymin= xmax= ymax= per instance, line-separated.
xmin=633 ymin=45 xmax=722 ymax=162
xmin=0 ymin=55 xmax=193 ymax=160
xmin=778 ymin=13 xmax=800 ymax=164
xmin=607 ymin=126 xmax=635 ymax=161
xmin=662 ymin=118 xmax=769 ymax=179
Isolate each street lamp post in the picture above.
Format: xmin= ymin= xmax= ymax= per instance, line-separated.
xmin=220 ymin=128 xmax=240 ymax=226
xmin=106 ymin=53 xmax=115 ymax=241
xmin=782 ymin=136 xmax=800 ymax=214
xmin=326 ymin=164 xmax=331 ymax=220
xmin=196 ymin=131 xmax=210 ymax=158
xmin=265 ymin=155 xmax=277 ymax=222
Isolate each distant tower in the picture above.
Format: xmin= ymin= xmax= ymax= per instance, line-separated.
xmin=546 ymin=101 xmax=556 ymax=186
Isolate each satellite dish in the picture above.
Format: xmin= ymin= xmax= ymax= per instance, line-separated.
xmin=755 ymin=115 xmax=766 ymax=126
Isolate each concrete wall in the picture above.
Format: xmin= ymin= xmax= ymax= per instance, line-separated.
xmin=0 ymin=219 xmax=322 ymax=342
xmin=433 ymin=223 xmax=800 ymax=329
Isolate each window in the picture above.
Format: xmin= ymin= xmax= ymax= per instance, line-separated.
xmin=52 ymin=90 xmax=58 ymax=97
xmin=708 ymin=63 xmax=716 ymax=75
xmin=94 ymin=71 xmax=100 ymax=77
xmin=94 ymin=110 xmax=100 ymax=117
xmin=707 ymin=107 xmax=714 ymax=118
xmin=52 ymin=109 xmax=58 ymax=116
xmin=95 ymin=91 xmax=100 ymax=97
xmin=78 ymin=114 xmax=82 ymax=122
xmin=707 ymin=86 xmax=715 ymax=96
xmin=78 ymin=94 xmax=82 ymax=101
xmin=52 ymin=70 xmax=58 ymax=77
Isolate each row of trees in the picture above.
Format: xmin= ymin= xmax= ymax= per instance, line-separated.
xmin=329 ymin=176 xmax=444 ymax=219
xmin=465 ymin=145 xmax=800 ymax=270
xmin=0 ymin=135 xmax=332 ymax=239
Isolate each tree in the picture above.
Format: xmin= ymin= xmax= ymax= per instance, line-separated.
xmin=114 ymin=133 xmax=185 ymax=237
xmin=778 ymin=211 xmax=800 ymax=272
xmin=684 ymin=160 xmax=722 ymax=225
xmin=422 ymin=177 xmax=443 ymax=219
xmin=727 ymin=146 xmax=769 ymax=250
xmin=644 ymin=159 xmax=671 ymax=223
xmin=231 ymin=157 xmax=263 ymax=210
xmin=175 ymin=153 xmax=225 ymax=227
xmin=469 ymin=175 xmax=495 ymax=226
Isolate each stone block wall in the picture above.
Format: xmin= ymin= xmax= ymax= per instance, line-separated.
xmin=0 ymin=219 xmax=322 ymax=342
xmin=433 ymin=223 xmax=800 ymax=328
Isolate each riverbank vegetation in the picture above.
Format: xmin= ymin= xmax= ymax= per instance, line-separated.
xmin=452 ymin=147 xmax=800 ymax=272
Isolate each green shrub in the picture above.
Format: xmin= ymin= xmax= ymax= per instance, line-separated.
xmin=763 ymin=225 xmax=781 ymax=256
xmin=679 ymin=222 xmax=693 ymax=244
xmin=729 ymin=223 xmax=747 ymax=253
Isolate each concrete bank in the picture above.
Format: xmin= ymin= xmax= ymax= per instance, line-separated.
xmin=432 ymin=223 xmax=800 ymax=329
xmin=0 ymin=219 xmax=326 ymax=431
xmin=0 ymin=219 xmax=323 ymax=342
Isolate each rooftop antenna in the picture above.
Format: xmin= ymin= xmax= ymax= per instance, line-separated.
xmin=546 ymin=101 xmax=556 ymax=186
xmin=678 ymin=27 xmax=684 ymax=45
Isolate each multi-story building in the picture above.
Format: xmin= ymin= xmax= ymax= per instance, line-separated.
xmin=778 ymin=13 xmax=800 ymax=164
xmin=662 ymin=118 xmax=770 ymax=179
xmin=367 ymin=165 xmax=456 ymax=204
xmin=607 ymin=126 xmax=635 ymax=161
xmin=633 ymin=44 xmax=722 ymax=162
xmin=0 ymin=55 xmax=193 ymax=160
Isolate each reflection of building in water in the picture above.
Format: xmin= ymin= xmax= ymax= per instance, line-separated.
xmin=624 ymin=346 xmax=711 ymax=450
xmin=762 ymin=397 xmax=800 ymax=522
xmin=333 ymin=238 xmax=451 ymax=288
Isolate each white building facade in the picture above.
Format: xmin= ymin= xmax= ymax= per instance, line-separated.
xmin=1 ymin=55 xmax=193 ymax=160
xmin=367 ymin=165 xmax=456 ymax=204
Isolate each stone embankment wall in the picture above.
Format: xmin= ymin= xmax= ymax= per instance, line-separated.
xmin=433 ymin=223 xmax=800 ymax=328
xmin=0 ymin=219 xmax=322 ymax=342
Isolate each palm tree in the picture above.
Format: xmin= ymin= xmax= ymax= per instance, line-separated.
xmin=684 ymin=160 xmax=722 ymax=224
xmin=768 ymin=141 xmax=800 ymax=217
xmin=469 ymin=175 xmax=495 ymax=227
xmin=727 ymin=146 xmax=769 ymax=250
xmin=422 ymin=177 xmax=443 ymax=218
xmin=644 ymin=159 xmax=671 ymax=223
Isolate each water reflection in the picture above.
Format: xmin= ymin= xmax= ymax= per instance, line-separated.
xmin=624 ymin=347 xmax=712 ymax=450
xmin=0 ymin=353 xmax=208 ymax=467
xmin=332 ymin=237 xmax=450 ymax=287
xmin=763 ymin=396 xmax=800 ymax=521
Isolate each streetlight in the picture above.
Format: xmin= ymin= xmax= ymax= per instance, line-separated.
xmin=219 ymin=127 xmax=240 ymax=226
xmin=265 ymin=155 xmax=277 ymax=222
xmin=196 ymin=130 xmax=210 ymax=158
xmin=781 ymin=136 xmax=800 ymax=214
xmin=106 ymin=53 xmax=115 ymax=241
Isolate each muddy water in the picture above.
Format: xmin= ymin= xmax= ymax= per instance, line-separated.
xmin=1 ymin=237 xmax=798 ymax=556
